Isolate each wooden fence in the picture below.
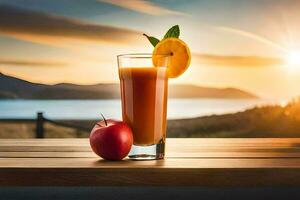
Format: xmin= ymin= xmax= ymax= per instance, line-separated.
xmin=0 ymin=112 xmax=90 ymax=138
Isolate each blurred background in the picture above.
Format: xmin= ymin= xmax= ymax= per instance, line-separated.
xmin=1 ymin=0 xmax=300 ymax=138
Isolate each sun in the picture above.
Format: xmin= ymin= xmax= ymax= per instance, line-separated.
xmin=286 ymin=50 xmax=300 ymax=65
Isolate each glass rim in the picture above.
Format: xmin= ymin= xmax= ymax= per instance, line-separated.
xmin=117 ymin=53 xmax=171 ymax=59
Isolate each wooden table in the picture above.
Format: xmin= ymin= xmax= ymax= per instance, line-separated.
xmin=1 ymin=138 xmax=300 ymax=187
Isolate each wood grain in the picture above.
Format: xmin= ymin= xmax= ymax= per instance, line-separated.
xmin=1 ymin=138 xmax=300 ymax=186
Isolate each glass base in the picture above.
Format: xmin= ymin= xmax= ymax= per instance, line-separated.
xmin=128 ymin=140 xmax=165 ymax=160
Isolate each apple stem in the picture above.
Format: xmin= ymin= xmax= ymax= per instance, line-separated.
xmin=100 ymin=113 xmax=108 ymax=126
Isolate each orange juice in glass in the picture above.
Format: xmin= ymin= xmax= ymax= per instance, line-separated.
xmin=118 ymin=54 xmax=169 ymax=160
xmin=118 ymin=29 xmax=191 ymax=160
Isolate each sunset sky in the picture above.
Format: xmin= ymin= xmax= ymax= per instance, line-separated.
xmin=1 ymin=0 xmax=300 ymax=99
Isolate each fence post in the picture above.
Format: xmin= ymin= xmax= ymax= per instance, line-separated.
xmin=36 ymin=112 xmax=44 ymax=138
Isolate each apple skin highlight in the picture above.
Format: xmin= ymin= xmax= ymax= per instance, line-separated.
xmin=89 ymin=119 xmax=133 ymax=161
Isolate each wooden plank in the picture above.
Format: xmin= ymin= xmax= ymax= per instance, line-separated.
xmin=0 ymin=138 xmax=300 ymax=151
xmin=1 ymin=150 xmax=300 ymax=158
xmin=1 ymin=168 xmax=300 ymax=187
xmin=1 ymin=157 xmax=300 ymax=168
xmin=0 ymin=146 xmax=89 ymax=152
xmin=0 ymin=139 xmax=300 ymax=158
xmin=0 ymin=139 xmax=89 ymax=147
xmin=0 ymin=138 xmax=300 ymax=186
xmin=0 ymin=157 xmax=300 ymax=186
xmin=1 ymin=138 xmax=300 ymax=147
xmin=0 ymin=152 xmax=95 ymax=158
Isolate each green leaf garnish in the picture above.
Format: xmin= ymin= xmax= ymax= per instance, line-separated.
xmin=143 ymin=25 xmax=180 ymax=47
xmin=143 ymin=34 xmax=160 ymax=47
xmin=163 ymin=25 xmax=180 ymax=39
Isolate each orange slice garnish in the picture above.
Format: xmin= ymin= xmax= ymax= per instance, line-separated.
xmin=153 ymin=38 xmax=191 ymax=78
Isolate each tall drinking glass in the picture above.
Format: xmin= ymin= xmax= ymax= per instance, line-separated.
xmin=117 ymin=54 xmax=169 ymax=160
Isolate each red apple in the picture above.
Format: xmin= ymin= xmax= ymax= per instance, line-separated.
xmin=89 ymin=117 xmax=133 ymax=161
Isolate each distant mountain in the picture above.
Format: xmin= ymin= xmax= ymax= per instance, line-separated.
xmin=0 ymin=72 xmax=47 ymax=98
xmin=168 ymin=84 xmax=257 ymax=99
xmin=0 ymin=72 xmax=258 ymax=99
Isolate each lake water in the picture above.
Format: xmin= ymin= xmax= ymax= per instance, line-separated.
xmin=0 ymin=99 xmax=282 ymax=120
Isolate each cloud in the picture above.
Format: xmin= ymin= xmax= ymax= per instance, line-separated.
xmin=217 ymin=26 xmax=287 ymax=52
xmin=0 ymin=54 xmax=283 ymax=68
xmin=0 ymin=5 xmax=142 ymax=46
xmin=194 ymin=54 xmax=284 ymax=67
xmin=98 ymin=0 xmax=186 ymax=16
xmin=0 ymin=58 xmax=67 ymax=67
